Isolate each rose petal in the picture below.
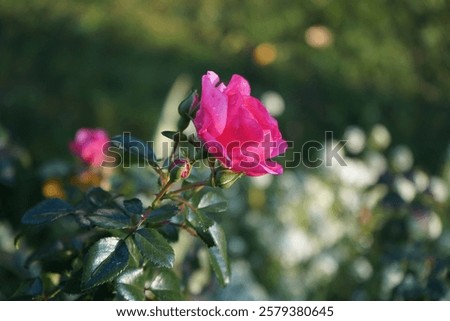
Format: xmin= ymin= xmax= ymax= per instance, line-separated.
xmin=243 ymin=97 xmax=287 ymax=158
xmin=259 ymin=160 xmax=284 ymax=175
xmin=195 ymin=73 xmax=229 ymax=136
xmin=231 ymin=159 xmax=283 ymax=177
xmin=224 ymin=74 xmax=251 ymax=96
xmin=205 ymin=70 xmax=220 ymax=86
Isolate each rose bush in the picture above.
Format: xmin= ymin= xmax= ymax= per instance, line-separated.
xmin=17 ymin=71 xmax=288 ymax=301
xmin=193 ymin=71 xmax=287 ymax=176
xmin=69 ymin=128 xmax=110 ymax=167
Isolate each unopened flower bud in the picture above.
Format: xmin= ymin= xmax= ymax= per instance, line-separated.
xmin=178 ymin=90 xmax=199 ymax=119
xmin=177 ymin=116 xmax=191 ymax=132
xmin=169 ymin=159 xmax=191 ymax=182
xmin=213 ymin=167 xmax=242 ymax=189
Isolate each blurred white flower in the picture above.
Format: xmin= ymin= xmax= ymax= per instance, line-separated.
xmin=339 ymin=186 xmax=361 ymax=212
xmin=352 ymin=257 xmax=373 ymax=281
xmin=261 ymin=91 xmax=285 ymax=116
xmin=428 ymin=212 xmax=443 ymax=239
xmin=278 ymin=171 xmax=300 ymax=191
xmin=370 ymin=124 xmax=391 ymax=150
xmin=317 ymin=218 xmax=346 ymax=247
xmin=390 ymin=145 xmax=414 ymax=172
xmin=329 ymin=158 xmax=378 ymax=188
xmin=365 ymin=184 xmax=388 ymax=209
xmin=278 ymin=227 xmax=319 ymax=266
xmin=413 ymin=170 xmax=429 ymax=193
xmin=429 ymin=177 xmax=448 ymax=203
xmin=305 ymin=175 xmax=335 ymax=211
xmin=311 ymin=254 xmax=338 ymax=278
xmin=251 ymin=175 xmax=274 ymax=189
xmin=0 ymin=222 xmax=15 ymax=252
xmin=394 ymin=176 xmax=416 ymax=202
xmin=344 ymin=126 xmax=366 ymax=154
xmin=365 ymin=151 xmax=387 ymax=176
xmin=382 ymin=263 xmax=404 ymax=297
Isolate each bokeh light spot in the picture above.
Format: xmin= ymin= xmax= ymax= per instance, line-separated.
xmin=305 ymin=25 xmax=333 ymax=48
xmin=42 ymin=179 xmax=66 ymax=199
xmin=253 ymin=43 xmax=277 ymax=66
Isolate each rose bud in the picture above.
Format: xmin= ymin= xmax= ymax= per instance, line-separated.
xmin=213 ymin=167 xmax=243 ymax=189
xmin=177 ymin=117 xmax=191 ymax=133
xmin=177 ymin=91 xmax=198 ymax=132
xmin=178 ymin=89 xmax=198 ymax=113
xmin=169 ymin=158 xmax=191 ymax=182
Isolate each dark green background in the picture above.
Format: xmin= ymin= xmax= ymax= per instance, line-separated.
xmin=1 ymin=0 xmax=449 ymax=170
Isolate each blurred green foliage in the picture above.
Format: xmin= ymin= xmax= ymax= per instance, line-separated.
xmin=1 ymin=0 xmax=449 ymax=300
xmin=215 ymin=125 xmax=450 ymax=300
xmin=1 ymin=0 xmax=449 ymax=168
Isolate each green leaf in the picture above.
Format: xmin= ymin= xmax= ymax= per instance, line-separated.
xmin=111 ymin=134 xmax=157 ymax=166
xmin=177 ymin=117 xmax=190 ymax=132
xmin=21 ymin=198 xmax=74 ymax=225
xmin=184 ymin=206 xmax=215 ymax=246
xmin=82 ymin=237 xmax=129 ymax=290
xmin=87 ymin=187 xmax=112 ymax=207
xmin=161 ymin=131 xmax=187 ymax=141
xmin=147 ymin=204 xmax=179 ymax=224
xmin=197 ymin=191 xmax=228 ymax=213
xmin=213 ymin=167 xmax=243 ymax=189
xmin=133 ymin=229 xmax=175 ymax=268
xmin=186 ymin=207 xmax=214 ymax=232
xmin=147 ymin=268 xmax=183 ymax=300
xmin=123 ymin=198 xmax=144 ymax=215
xmin=116 ymin=268 xmax=146 ymax=301
xmin=178 ymin=90 xmax=197 ymax=117
xmin=116 ymin=267 xmax=184 ymax=301
xmin=125 ymin=237 xmax=144 ymax=268
xmin=207 ymin=223 xmax=230 ymax=287
xmin=196 ymin=228 xmax=215 ymax=247
xmin=88 ymin=208 xmax=131 ymax=229
xmin=158 ymin=224 xmax=179 ymax=243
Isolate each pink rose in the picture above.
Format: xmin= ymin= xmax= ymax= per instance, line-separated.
xmin=193 ymin=71 xmax=287 ymax=176
xmin=70 ymin=128 xmax=110 ymax=167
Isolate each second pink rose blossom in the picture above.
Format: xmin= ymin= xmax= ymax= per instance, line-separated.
xmin=70 ymin=128 xmax=110 ymax=167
